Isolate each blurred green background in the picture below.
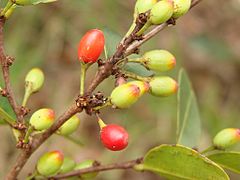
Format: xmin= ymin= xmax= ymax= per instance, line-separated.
xmin=0 ymin=0 xmax=240 ymax=179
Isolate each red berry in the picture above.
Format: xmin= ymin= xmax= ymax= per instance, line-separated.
xmin=100 ymin=124 xmax=129 ymax=151
xmin=78 ymin=29 xmax=105 ymax=63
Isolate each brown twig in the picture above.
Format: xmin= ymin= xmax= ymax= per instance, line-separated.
xmin=0 ymin=18 xmax=24 ymax=124
xmin=51 ymin=158 xmax=143 ymax=179
xmin=5 ymin=0 xmax=203 ymax=179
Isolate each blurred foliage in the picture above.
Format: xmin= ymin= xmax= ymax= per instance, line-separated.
xmin=0 ymin=0 xmax=240 ymax=179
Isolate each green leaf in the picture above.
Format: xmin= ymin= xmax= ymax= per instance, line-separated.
xmin=208 ymin=152 xmax=240 ymax=174
xmin=124 ymin=62 xmax=153 ymax=77
xmin=176 ymin=68 xmax=201 ymax=147
xmin=139 ymin=144 xmax=229 ymax=180
xmin=102 ymin=28 xmax=121 ymax=58
xmin=0 ymin=106 xmax=16 ymax=125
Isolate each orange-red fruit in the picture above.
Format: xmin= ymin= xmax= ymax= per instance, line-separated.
xmin=78 ymin=29 xmax=105 ymax=63
xmin=100 ymin=124 xmax=129 ymax=151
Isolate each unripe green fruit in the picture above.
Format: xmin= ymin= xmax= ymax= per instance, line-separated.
xmin=135 ymin=0 xmax=157 ymax=16
xmin=172 ymin=0 xmax=191 ymax=18
xmin=142 ymin=50 xmax=176 ymax=72
xmin=75 ymin=160 xmax=98 ymax=179
xmin=127 ymin=81 xmax=150 ymax=96
xmin=37 ymin=150 xmax=64 ymax=176
xmin=29 ymin=108 xmax=55 ymax=131
xmin=213 ymin=128 xmax=240 ymax=150
xmin=110 ymin=83 xmax=141 ymax=108
xmin=58 ymin=115 xmax=80 ymax=136
xmin=14 ymin=0 xmax=56 ymax=6
xmin=25 ymin=68 xmax=44 ymax=93
xmin=149 ymin=76 xmax=178 ymax=97
xmin=59 ymin=157 xmax=76 ymax=174
xmin=150 ymin=0 xmax=174 ymax=25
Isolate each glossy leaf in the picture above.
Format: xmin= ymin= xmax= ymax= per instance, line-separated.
xmin=138 ymin=144 xmax=229 ymax=180
xmin=208 ymin=152 xmax=240 ymax=174
xmin=102 ymin=28 xmax=121 ymax=58
xmin=176 ymin=69 xmax=201 ymax=147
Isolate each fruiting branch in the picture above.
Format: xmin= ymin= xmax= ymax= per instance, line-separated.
xmin=4 ymin=0 xmax=203 ymax=179
xmin=51 ymin=158 xmax=143 ymax=179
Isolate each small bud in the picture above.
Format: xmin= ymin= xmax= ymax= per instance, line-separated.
xmin=78 ymin=29 xmax=105 ymax=63
xmin=142 ymin=50 xmax=176 ymax=72
xmin=127 ymin=81 xmax=150 ymax=96
xmin=59 ymin=157 xmax=76 ymax=174
xmin=110 ymin=83 xmax=141 ymax=108
xmin=172 ymin=0 xmax=191 ymax=18
xmin=29 ymin=108 xmax=55 ymax=131
xmin=25 ymin=68 xmax=44 ymax=93
xmin=135 ymin=0 xmax=157 ymax=15
xmin=213 ymin=128 xmax=240 ymax=150
xmin=75 ymin=160 xmax=98 ymax=179
xmin=149 ymin=76 xmax=178 ymax=97
xmin=150 ymin=0 xmax=174 ymax=25
xmin=100 ymin=124 xmax=129 ymax=151
xmin=37 ymin=150 xmax=64 ymax=176
xmin=58 ymin=115 xmax=80 ymax=136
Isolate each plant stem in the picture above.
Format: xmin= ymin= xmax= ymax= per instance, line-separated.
xmin=0 ymin=1 xmax=14 ymax=17
xmin=80 ymin=62 xmax=88 ymax=96
xmin=22 ymin=88 xmax=32 ymax=107
xmin=128 ymin=57 xmax=143 ymax=63
xmin=26 ymin=170 xmax=38 ymax=180
xmin=93 ymin=100 xmax=111 ymax=111
xmin=200 ymin=146 xmax=215 ymax=155
xmin=23 ymin=126 xmax=34 ymax=143
xmin=123 ymin=71 xmax=149 ymax=81
xmin=59 ymin=134 xmax=84 ymax=147
xmin=136 ymin=20 xmax=152 ymax=36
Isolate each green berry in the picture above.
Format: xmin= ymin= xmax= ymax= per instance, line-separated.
xmin=142 ymin=50 xmax=176 ymax=72
xmin=150 ymin=0 xmax=174 ymax=25
xmin=75 ymin=160 xmax=98 ymax=179
xmin=213 ymin=128 xmax=240 ymax=150
xmin=135 ymin=0 xmax=157 ymax=15
xmin=58 ymin=115 xmax=80 ymax=136
xmin=149 ymin=76 xmax=178 ymax=97
xmin=59 ymin=157 xmax=76 ymax=174
xmin=110 ymin=83 xmax=141 ymax=108
xmin=172 ymin=0 xmax=191 ymax=18
xmin=29 ymin=108 xmax=55 ymax=131
xmin=127 ymin=81 xmax=150 ymax=96
xmin=37 ymin=150 xmax=64 ymax=176
xmin=25 ymin=68 xmax=44 ymax=93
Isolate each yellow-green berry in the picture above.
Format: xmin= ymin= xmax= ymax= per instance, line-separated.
xmin=127 ymin=81 xmax=150 ymax=96
xmin=149 ymin=76 xmax=178 ymax=97
xmin=37 ymin=150 xmax=64 ymax=176
xmin=25 ymin=68 xmax=44 ymax=93
xmin=150 ymin=0 xmax=174 ymax=25
xmin=29 ymin=108 xmax=55 ymax=131
xmin=172 ymin=0 xmax=191 ymax=18
xmin=213 ymin=128 xmax=240 ymax=150
xmin=135 ymin=0 xmax=157 ymax=15
xmin=75 ymin=160 xmax=98 ymax=179
xmin=142 ymin=50 xmax=176 ymax=72
xmin=110 ymin=83 xmax=141 ymax=108
xmin=59 ymin=157 xmax=76 ymax=174
xmin=58 ymin=115 xmax=80 ymax=136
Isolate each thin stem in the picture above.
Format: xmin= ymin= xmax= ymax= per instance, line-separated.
xmin=0 ymin=1 xmax=14 ymax=17
xmin=200 ymin=146 xmax=215 ymax=155
xmin=26 ymin=170 xmax=38 ymax=180
xmin=23 ymin=126 xmax=34 ymax=143
xmin=22 ymin=88 xmax=32 ymax=107
xmin=128 ymin=57 xmax=143 ymax=63
xmin=58 ymin=134 xmax=84 ymax=147
xmin=123 ymin=71 xmax=149 ymax=81
xmin=93 ymin=100 xmax=111 ymax=111
xmin=80 ymin=62 xmax=88 ymax=96
xmin=51 ymin=158 xmax=143 ymax=179
xmin=136 ymin=20 xmax=152 ymax=36
xmin=0 ymin=106 xmax=16 ymax=126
